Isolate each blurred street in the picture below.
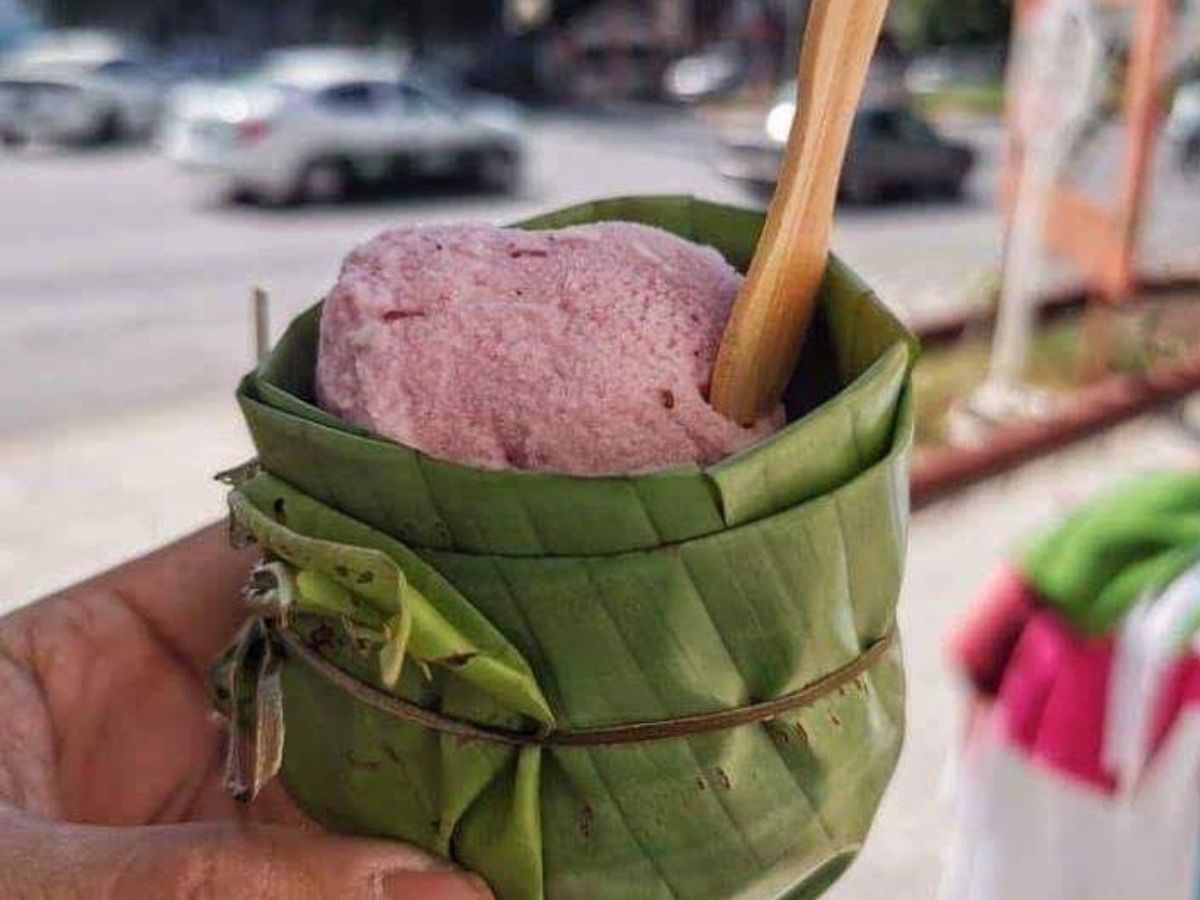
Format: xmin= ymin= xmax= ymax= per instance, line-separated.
xmin=5 ymin=109 xmax=1199 ymax=444
xmin=0 ymin=110 xmax=1009 ymax=437
xmin=0 ymin=108 xmax=1008 ymax=606
xmin=1 ymin=0 xmax=1199 ymax=892
xmin=2 ymin=102 xmax=1200 ymax=898
xmin=4 ymin=101 xmax=1200 ymax=601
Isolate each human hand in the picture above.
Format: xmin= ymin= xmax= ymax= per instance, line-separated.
xmin=0 ymin=524 xmax=492 ymax=900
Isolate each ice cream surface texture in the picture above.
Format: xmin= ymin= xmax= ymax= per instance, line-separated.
xmin=316 ymin=221 xmax=782 ymax=476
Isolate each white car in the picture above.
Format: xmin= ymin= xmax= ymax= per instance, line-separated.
xmin=0 ymin=76 xmax=100 ymax=145
xmin=0 ymin=29 xmax=163 ymax=145
xmin=161 ymin=51 xmax=526 ymax=204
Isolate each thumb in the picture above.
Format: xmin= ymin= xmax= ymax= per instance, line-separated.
xmin=0 ymin=812 xmax=492 ymax=900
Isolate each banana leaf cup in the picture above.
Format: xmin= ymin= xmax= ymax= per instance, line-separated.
xmin=216 ymin=196 xmax=917 ymax=900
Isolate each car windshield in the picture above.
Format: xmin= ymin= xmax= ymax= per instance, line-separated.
xmin=896 ymin=110 xmax=939 ymax=142
xmin=397 ymin=82 xmax=456 ymax=116
xmin=316 ymin=80 xmax=385 ymax=111
xmin=95 ymin=58 xmax=154 ymax=80
xmin=857 ymin=108 xmax=941 ymax=143
xmin=309 ymin=80 xmax=459 ymax=118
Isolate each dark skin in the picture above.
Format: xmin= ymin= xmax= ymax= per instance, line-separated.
xmin=0 ymin=524 xmax=492 ymax=900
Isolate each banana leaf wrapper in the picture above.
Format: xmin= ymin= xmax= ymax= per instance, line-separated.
xmin=223 ymin=196 xmax=917 ymax=900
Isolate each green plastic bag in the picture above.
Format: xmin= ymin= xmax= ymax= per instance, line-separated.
xmin=1023 ymin=472 xmax=1200 ymax=635
xmin=219 ymin=196 xmax=916 ymax=900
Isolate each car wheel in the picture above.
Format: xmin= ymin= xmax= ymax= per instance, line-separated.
xmin=476 ymin=148 xmax=521 ymax=194
xmin=90 ymin=110 xmax=123 ymax=146
xmin=294 ymin=158 xmax=351 ymax=205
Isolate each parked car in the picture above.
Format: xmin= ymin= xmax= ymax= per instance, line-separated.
xmin=0 ymin=75 xmax=120 ymax=145
xmin=718 ymin=85 xmax=976 ymax=202
xmin=1167 ymin=81 xmax=1200 ymax=175
xmin=0 ymin=29 xmax=163 ymax=145
xmin=161 ymin=50 xmax=525 ymax=204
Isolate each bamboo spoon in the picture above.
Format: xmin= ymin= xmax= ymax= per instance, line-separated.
xmin=711 ymin=0 xmax=891 ymax=425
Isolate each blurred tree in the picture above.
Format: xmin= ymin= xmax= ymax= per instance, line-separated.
xmin=28 ymin=0 xmax=504 ymax=46
xmin=890 ymin=0 xmax=1013 ymax=50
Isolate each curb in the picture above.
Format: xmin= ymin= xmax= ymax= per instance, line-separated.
xmin=910 ymin=277 xmax=1200 ymax=510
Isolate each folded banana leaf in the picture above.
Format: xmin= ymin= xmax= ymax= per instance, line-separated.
xmin=223 ymin=196 xmax=916 ymax=900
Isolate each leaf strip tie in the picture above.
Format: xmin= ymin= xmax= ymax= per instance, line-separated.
xmin=275 ymin=624 xmax=897 ymax=747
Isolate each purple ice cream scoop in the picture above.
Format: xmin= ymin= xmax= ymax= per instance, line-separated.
xmin=316 ymin=221 xmax=781 ymax=476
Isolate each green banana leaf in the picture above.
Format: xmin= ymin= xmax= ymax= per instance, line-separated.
xmin=226 ymin=196 xmax=916 ymax=900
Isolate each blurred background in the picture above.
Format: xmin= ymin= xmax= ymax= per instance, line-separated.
xmin=2 ymin=0 xmax=1199 ymax=896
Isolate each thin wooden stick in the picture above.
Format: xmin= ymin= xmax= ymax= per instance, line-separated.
xmin=711 ymin=0 xmax=890 ymax=424
xmin=252 ymin=286 xmax=270 ymax=364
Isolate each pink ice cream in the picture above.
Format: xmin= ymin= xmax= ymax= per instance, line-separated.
xmin=315 ymin=221 xmax=781 ymax=476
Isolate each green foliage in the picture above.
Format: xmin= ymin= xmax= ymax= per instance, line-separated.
xmin=891 ymin=0 xmax=1013 ymax=51
xmin=912 ymin=82 xmax=1006 ymax=117
xmin=913 ymin=294 xmax=1200 ymax=449
xmin=31 ymin=0 xmax=499 ymax=48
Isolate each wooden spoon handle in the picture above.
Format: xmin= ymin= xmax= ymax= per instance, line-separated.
xmin=711 ymin=0 xmax=890 ymax=425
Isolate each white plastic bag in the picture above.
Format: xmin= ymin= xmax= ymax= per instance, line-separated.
xmin=941 ymin=563 xmax=1200 ymax=900
xmin=940 ymin=712 xmax=1200 ymax=900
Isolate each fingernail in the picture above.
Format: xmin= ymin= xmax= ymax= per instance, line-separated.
xmin=382 ymin=871 xmax=492 ymax=900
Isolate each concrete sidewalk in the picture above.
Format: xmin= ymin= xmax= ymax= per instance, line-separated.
xmin=0 ymin=392 xmax=251 ymax=608
xmin=1 ymin=399 xmax=1197 ymax=896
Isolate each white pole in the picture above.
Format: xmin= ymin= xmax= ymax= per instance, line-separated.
xmin=982 ymin=0 xmax=1106 ymax=405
